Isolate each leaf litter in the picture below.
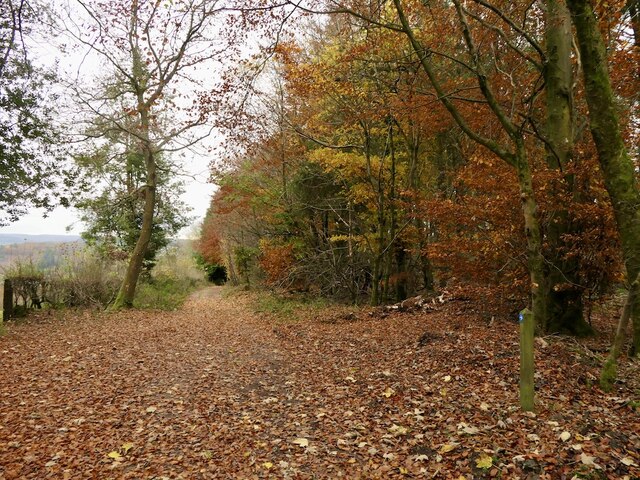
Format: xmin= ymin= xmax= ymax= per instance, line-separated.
xmin=0 ymin=286 xmax=638 ymax=478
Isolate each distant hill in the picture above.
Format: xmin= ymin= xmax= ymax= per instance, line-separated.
xmin=0 ymin=234 xmax=82 ymax=246
xmin=0 ymin=235 xmax=84 ymax=270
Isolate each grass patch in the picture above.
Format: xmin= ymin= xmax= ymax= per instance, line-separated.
xmin=252 ymin=291 xmax=331 ymax=322
xmin=221 ymin=284 xmax=251 ymax=298
xmin=134 ymin=275 xmax=204 ymax=310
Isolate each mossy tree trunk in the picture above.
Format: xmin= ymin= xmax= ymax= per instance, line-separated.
xmin=568 ymin=0 xmax=640 ymax=354
xmin=600 ymin=273 xmax=640 ymax=390
xmin=514 ymin=143 xmax=548 ymax=332
xmin=543 ymin=0 xmax=593 ymax=335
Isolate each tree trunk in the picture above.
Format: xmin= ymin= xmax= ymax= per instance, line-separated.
xmin=110 ymin=23 xmax=157 ymax=310
xmin=568 ymin=0 xmax=640 ymax=354
xmin=111 ymin=151 xmax=157 ymax=309
xmin=600 ymin=272 xmax=639 ymax=390
xmin=515 ymin=145 xmax=547 ymax=332
xmin=406 ymin=126 xmax=435 ymax=292
xmin=543 ymin=0 xmax=593 ymax=335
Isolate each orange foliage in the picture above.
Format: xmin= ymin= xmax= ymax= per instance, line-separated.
xmin=258 ymin=240 xmax=296 ymax=286
xmin=197 ymin=215 xmax=223 ymax=265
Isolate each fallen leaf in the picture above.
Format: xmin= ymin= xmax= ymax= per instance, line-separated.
xmin=559 ymin=431 xmax=571 ymax=442
xmin=145 ymin=406 xmax=157 ymax=413
xmin=121 ymin=442 xmax=134 ymax=454
xmin=292 ymin=437 xmax=309 ymax=448
xmin=107 ymin=451 xmax=122 ymax=460
xmin=439 ymin=444 xmax=456 ymax=454
xmin=476 ymin=453 xmax=493 ymax=469
xmin=262 ymin=462 xmax=273 ymax=469
xmin=580 ymin=452 xmax=597 ymax=466
xmin=388 ymin=424 xmax=408 ymax=436
xmin=382 ymin=387 xmax=395 ymax=398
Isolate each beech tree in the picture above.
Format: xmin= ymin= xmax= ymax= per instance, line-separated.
xmin=283 ymin=0 xmax=620 ymax=334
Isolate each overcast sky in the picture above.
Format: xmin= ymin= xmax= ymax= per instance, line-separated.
xmin=0 ymin=0 xmax=230 ymax=238
xmin=0 ymin=164 xmax=216 ymax=237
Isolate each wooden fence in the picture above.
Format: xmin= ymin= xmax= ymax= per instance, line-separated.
xmin=2 ymin=276 xmax=46 ymax=322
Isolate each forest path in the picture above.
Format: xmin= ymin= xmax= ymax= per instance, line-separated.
xmin=0 ymin=287 xmax=294 ymax=479
xmin=0 ymin=289 xmax=638 ymax=479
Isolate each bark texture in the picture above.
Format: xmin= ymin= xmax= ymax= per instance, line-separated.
xmin=568 ymin=0 xmax=640 ymax=353
xmin=543 ymin=0 xmax=593 ymax=335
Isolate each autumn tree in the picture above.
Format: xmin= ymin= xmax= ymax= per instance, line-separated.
xmin=60 ymin=0 xmax=231 ymax=308
xmin=285 ymin=0 xmax=622 ymax=333
xmin=197 ymin=0 xmax=628 ymax=335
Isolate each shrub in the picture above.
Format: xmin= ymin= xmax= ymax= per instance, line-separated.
xmin=134 ymin=274 xmax=199 ymax=310
xmin=2 ymin=250 xmax=125 ymax=310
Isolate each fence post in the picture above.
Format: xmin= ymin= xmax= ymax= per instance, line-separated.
xmin=3 ymin=279 xmax=13 ymax=322
xmin=519 ymin=308 xmax=535 ymax=411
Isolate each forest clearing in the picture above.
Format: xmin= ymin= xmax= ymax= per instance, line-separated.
xmin=0 ymin=287 xmax=638 ymax=479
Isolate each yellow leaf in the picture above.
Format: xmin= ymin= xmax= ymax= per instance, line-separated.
xmin=107 ymin=451 xmax=122 ymax=460
xmin=388 ymin=424 xmax=408 ymax=436
xmin=121 ymin=442 xmax=133 ymax=454
xmin=476 ymin=453 xmax=493 ymax=469
xmin=262 ymin=462 xmax=273 ymax=469
xmin=399 ymin=466 xmax=408 ymax=474
xmin=439 ymin=444 xmax=456 ymax=454
xmin=382 ymin=387 xmax=395 ymax=398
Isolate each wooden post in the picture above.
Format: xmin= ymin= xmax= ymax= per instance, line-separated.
xmin=519 ymin=308 xmax=535 ymax=411
xmin=3 ymin=279 xmax=13 ymax=322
